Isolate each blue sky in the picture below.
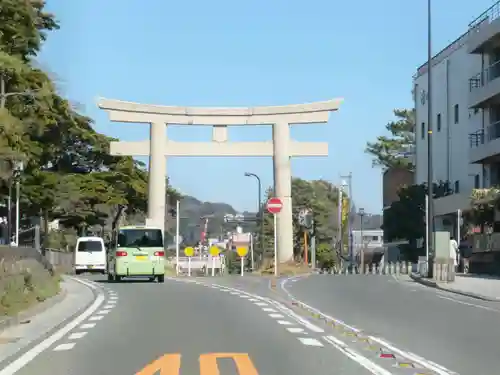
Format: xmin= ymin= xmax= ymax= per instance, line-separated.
xmin=40 ymin=0 xmax=494 ymax=214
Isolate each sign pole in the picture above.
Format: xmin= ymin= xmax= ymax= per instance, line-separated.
xmin=241 ymin=256 xmax=244 ymax=276
xmin=188 ymin=257 xmax=191 ymax=277
xmin=303 ymin=231 xmax=308 ymax=265
xmin=175 ymin=200 xmax=180 ymax=276
xmin=274 ymin=213 xmax=278 ymax=276
xmin=209 ymin=246 xmax=220 ymax=277
xmin=250 ymin=233 xmax=254 ymax=271
xmin=266 ymin=197 xmax=283 ymax=277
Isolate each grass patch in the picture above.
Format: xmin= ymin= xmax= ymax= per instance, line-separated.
xmin=255 ymin=258 xmax=311 ymax=276
xmin=0 ymin=259 xmax=61 ymax=317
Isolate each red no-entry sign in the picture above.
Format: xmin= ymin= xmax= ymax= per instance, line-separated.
xmin=266 ymin=197 xmax=283 ymax=214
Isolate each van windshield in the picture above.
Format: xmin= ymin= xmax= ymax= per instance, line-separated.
xmin=118 ymin=229 xmax=163 ymax=248
xmin=78 ymin=240 xmax=103 ymax=252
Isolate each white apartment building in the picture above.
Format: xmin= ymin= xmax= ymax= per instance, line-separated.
xmin=413 ymin=1 xmax=500 ymax=233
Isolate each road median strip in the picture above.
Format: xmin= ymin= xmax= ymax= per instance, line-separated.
xmin=278 ymin=275 xmax=460 ymax=375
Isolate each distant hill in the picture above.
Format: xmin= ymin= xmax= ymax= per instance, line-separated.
xmin=173 ymin=196 xmax=257 ymax=245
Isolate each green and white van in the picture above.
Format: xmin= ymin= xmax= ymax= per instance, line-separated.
xmin=107 ymin=225 xmax=166 ymax=283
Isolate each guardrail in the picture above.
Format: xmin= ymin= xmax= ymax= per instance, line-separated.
xmin=173 ymin=256 xmax=224 ymax=270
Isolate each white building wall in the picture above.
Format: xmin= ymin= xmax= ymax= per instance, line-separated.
xmin=413 ymin=33 xmax=483 ymax=219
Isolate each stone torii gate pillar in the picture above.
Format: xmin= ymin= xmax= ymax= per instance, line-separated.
xmin=98 ymin=98 xmax=342 ymax=263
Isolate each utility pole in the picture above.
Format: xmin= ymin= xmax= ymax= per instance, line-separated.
xmin=426 ymin=0 xmax=435 ymax=278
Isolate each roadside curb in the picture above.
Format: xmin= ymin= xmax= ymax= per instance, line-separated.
xmin=0 ymin=275 xmax=98 ymax=334
xmin=0 ymin=290 xmax=68 ymax=333
xmin=409 ymin=273 xmax=500 ymax=302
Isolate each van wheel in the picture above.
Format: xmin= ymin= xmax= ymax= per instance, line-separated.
xmin=107 ymin=273 xmax=114 ymax=282
xmin=115 ymin=276 xmax=122 ymax=282
xmin=157 ymin=275 xmax=165 ymax=283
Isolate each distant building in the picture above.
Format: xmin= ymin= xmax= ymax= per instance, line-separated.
xmin=352 ymin=229 xmax=384 ymax=255
xmin=411 ymin=2 xmax=500 ymax=236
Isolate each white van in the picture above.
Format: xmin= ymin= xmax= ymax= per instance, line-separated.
xmin=74 ymin=236 xmax=107 ymax=275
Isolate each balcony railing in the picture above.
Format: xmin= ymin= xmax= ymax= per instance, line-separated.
xmin=469 ymin=129 xmax=485 ymax=148
xmin=488 ymin=120 xmax=500 ymax=141
xmin=469 ymin=0 xmax=500 ymax=30
xmin=469 ymin=59 xmax=500 ymax=92
xmin=470 ymin=122 xmax=500 ymax=149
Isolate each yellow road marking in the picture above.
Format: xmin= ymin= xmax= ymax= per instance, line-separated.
xmin=200 ymin=353 xmax=258 ymax=375
xmin=136 ymin=353 xmax=258 ymax=375
xmin=136 ymin=353 xmax=180 ymax=375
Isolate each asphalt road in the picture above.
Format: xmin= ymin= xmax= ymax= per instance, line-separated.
xmin=283 ymin=274 xmax=500 ymax=375
xmin=4 ymin=275 xmax=375 ymax=375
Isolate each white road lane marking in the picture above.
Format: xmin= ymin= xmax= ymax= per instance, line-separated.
xmin=52 ymin=343 xmax=76 ymax=352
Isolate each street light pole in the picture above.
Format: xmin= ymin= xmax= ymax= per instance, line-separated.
xmin=426 ymin=0 xmax=435 ymax=278
xmin=13 ymin=161 xmax=23 ymax=246
xmin=358 ymin=208 xmax=365 ymax=271
xmin=340 ymin=173 xmax=353 ymax=264
xmin=244 ymin=172 xmax=263 ymax=260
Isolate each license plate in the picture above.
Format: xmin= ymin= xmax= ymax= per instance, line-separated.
xmin=135 ymin=256 xmax=147 ymax=261
xmin=88 ymin=265 xmax=94 ymax=269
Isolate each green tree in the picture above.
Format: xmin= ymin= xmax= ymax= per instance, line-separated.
xmin=259 ymin=178 xmax=345 ymax=262
xmin=0 ymin=0 xmax=58 ymax=180
xmin=383 ymin=183 xmax=426 ymax=244
xmin=0 ymin=0 xmax=185 ymax=243
xmin=365 ymin=108 xmax=415 ymax=171
xmin=0 ymin=0 xmax=59 ymax=61
xmin=316 ymin=243 xmax=338 ymax=269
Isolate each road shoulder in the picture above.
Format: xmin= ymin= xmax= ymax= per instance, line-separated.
xmin=0 ymin=276 xmax=97 ymax=367
xmin=409 ymin=272 xmax=500 ymax=302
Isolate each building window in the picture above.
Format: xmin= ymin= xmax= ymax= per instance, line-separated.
xmin=454 ymin=104 xmax=459 ymax=124
xmin=474 ymin=174 xmax=480 ymax=188
xmin=421 ymin=122 xmax=425 ymax=139
xmin=437 ymin=113 xmax=441 ymax=132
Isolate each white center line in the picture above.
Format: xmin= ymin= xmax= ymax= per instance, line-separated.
xmin=97 ymin=309 xmax=111 ymax=315
xmin=53 ymin=343 xmax=75 ymax=352
xmin=277 ymin=320 xmax=292 ymax=325
xmin=262 ymin=308 xmax=277 ymax=312
xmin=80 ymin=323 xmax=96 ymax=329
xmin=68 ymin=332 xmax=87 ymax=340
xmin=269 ymin=313 xmax=285 ymax=318
xmin=298 ymin=337 xmax=323 ymax=347
xmin=287 ymin=327 xmax=306 ymax=333
xmin=89 ymin=315 xmax=104 ymax=321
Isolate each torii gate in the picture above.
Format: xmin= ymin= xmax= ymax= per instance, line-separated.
xmin=97 ymin=98 xmax=342 ymax=263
